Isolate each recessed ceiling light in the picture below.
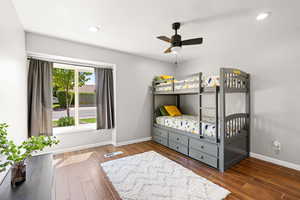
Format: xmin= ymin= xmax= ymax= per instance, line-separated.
xmin=89 ymin=26 xmax=100 ymax=32
xmin=256 ymin=12 xmax=271 ymax=21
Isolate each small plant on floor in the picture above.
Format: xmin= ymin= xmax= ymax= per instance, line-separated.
xmin=57 ymin=116 xmax=75 ymax=127
xmin=0 ymin=123 xmax=59 ymax=186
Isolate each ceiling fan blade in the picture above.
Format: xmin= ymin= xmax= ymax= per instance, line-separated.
xmin=182 ymin=38 xmax=203 ymax=46
xmin=164 ymin=47 xmax=172 ymax=54
xmin=157 ymin=36 xmax=171 ymax=43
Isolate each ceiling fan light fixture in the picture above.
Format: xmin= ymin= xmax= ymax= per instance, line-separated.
xmin=171 ymin=46 xmax=181 ymax=54
xmin=157 ymin=22 xmax=203 ymax=54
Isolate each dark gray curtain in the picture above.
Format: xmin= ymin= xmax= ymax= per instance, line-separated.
xmin=28 ymin=59 xmax=53 ymax=136
xmin=95 ymin=68 xmax=115 ymax=129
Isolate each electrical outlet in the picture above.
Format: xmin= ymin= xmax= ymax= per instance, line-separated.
xmin=272 ymin=140 xmax=281 ymax=154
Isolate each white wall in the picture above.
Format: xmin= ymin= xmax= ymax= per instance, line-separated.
xmin=175 ymin=4 xmax=300 ymax=165
xmin=0 ymin=0 xmax=27 ymax=182
xmin=26 ymin=33 xmax=175 ymax=149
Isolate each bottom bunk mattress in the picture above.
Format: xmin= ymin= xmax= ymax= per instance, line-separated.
xmin=156 ymin=115 xmax=216 ymax=137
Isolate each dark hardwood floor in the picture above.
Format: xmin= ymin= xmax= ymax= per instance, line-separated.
xmin=53 ymin=141 xmax=300 ymax=200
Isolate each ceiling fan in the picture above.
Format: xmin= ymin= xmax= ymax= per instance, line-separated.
xmin=157 ymin=22 xmax=203 ymax=54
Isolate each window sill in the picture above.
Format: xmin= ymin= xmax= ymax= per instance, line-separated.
xmin=53 ymin=123 xmax=97 ymax=135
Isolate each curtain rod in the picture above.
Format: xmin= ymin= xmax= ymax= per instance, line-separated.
xmin=27 ymin=53 xmax=114 ymax=70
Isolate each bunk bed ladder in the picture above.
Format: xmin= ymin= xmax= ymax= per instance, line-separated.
xmin=199 ymin=76 xmax=219 ymax=143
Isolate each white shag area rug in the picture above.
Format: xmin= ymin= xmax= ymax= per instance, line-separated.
xmin=101 ymin=151 xmax=230 ymax=200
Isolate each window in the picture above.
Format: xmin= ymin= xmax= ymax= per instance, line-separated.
xmin=52 ymin=63 xmax=96 ymax=134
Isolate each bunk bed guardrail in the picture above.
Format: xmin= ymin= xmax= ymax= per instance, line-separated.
xmin=222 ymin=68 xmax=249 ymax=92
xmin=225 ymin=113 xmax=249 ymax=141
xmin=153 ymin=69 xmax=249 ymax=94
xmin=153 ymin=73 xmax=201 ymax=94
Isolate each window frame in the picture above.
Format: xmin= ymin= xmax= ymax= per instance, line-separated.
xmin=52 ymin=63 xmax=96 ymax=135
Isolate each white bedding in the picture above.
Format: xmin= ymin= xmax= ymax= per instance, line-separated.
xmin=156 ymin=115 xmax=217 ymax=137
xmin=155 ymin=75 xmax=220 ymax=92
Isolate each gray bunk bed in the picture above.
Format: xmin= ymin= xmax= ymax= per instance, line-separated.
xmin=152 ymin=68 xmax=250 ymax=172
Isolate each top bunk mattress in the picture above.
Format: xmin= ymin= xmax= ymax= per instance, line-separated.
xmin=155 ymin=75 xmax=220 ymax=92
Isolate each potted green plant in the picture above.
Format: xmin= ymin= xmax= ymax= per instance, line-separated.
xmin=0 ymin=123 xmax=59 ymax=187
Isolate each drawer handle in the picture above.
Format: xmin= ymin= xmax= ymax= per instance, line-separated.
xmin=201 ymin=145 xmax=204 ymax=149
xmin=176 ymin=146 xmax=179 ymax=149
xmin=200 ymin=156 xmax=204 ymax=159
xmin=177 ymin=138 xmax=179 ymax=141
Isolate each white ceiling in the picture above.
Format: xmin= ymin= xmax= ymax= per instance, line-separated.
xmin=12 ymin=0 xmax=300 ymax=63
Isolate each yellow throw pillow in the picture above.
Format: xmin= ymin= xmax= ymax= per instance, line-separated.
xmin=160 ymin=75 xmax=173 ymax=80
xmin=164 ymin=105 xmax=182 ymax=117
xmin=160 ymin=75 xmax=173 ymax=83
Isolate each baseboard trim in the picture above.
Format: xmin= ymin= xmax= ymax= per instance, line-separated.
xmin=250 ymin=152 xmax=300 ymax=171
xmin=115 ymin=137 xmax=152 ymax=147
xmin=50 ymin=141 xmax=112 ymax=155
